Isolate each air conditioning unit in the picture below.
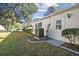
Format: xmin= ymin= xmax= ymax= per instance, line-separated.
xmin=36 ymin=28 xmax=44 ymax=38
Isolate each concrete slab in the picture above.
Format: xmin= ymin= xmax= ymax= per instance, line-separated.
xmin=47 ymin=38 xmax=64 ymax=47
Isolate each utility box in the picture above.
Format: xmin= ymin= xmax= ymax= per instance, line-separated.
xmin=35 ymin=28 xmax=44 ymax=38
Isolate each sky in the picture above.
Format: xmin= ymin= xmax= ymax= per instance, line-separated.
xmin=32 ymin=3 xmax=73 ymax=20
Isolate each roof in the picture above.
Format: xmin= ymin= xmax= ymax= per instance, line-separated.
xmin=32 ymin=4 xmax=79 ymax=23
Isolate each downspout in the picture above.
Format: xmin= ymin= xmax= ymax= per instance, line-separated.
xmin=46 ymin=16 xmax=51 ymax=37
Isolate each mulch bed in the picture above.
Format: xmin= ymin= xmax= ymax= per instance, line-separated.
xmin=62 ymin=42 xmax=79 ymax=52
xmin=28 ymin=34 xmax=48 ymax=41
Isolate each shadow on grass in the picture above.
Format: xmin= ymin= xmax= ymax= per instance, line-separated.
xmin=0 ymin=31 xmax=29 ymax=55
xmin=0 ymin=32 xmax=76 ymax=56
xmin=0 ymin=37 xmax=4 ymax=39
xmin=0 ymin=32 xmax=14 ymax=43
xmin=0 ymin=31 xmax=28 ymax=44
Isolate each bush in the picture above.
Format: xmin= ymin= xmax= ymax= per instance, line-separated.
xmin=62 ymin=28 xmax=79 ymax=44
xmin=22 ymin=27 xmax=32 ymax=33
xmin=25 ymin=29 xmax=32 ymax=33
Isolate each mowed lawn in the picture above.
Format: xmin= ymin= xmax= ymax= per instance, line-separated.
xmin=0 ymin=32 xmax=74 ymax=56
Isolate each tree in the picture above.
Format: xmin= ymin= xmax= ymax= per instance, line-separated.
xmin=44 ymin=6 xmax=56 ymax=16
xmin=0 ymin=3 xmax=36 ymax=31
xmin=0 ymin=4 xmax=20 ymax=30
xmin=62 ymin=28 xmax=79 ymax=44
xmin=19 ymin=3 xmax=36 ymax=20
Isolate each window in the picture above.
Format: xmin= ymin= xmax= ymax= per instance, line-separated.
xmin=56 ymin=20 xmax=62 ymax=29
xmin=67 ymin=14 xmax=71 ymax=18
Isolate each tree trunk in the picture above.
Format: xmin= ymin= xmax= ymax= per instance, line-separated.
xmin=68 ymin=38 xmax=72 ymax=43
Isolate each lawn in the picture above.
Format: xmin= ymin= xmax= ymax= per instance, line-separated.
xmin=0 ymin=32 xmax=74 ymax=56
xmin=0 ymin=32 xmax=11 ymax=43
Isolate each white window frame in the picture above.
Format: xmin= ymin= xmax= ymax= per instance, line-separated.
xmin=56 ymin=20 xmax=62 ymax=29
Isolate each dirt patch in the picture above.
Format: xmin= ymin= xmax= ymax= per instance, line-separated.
xmin=62 ymin=42 xmax=79 ymax=52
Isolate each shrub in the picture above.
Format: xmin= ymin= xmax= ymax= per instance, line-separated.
xmin=62 ymin=28 xmax=79 ymax=44
xmin=22 ymin=27 xmax=32 ymax=33
xmin=25 ymin=29 xmax=32 ymax=33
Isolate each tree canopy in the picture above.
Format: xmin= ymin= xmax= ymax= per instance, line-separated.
xmin=44 ymin=6 xmax=57 ymax=16
xmin=0 ymin=3 xmax=36 ymax=31
xmin=62 ymin=28 xmax=79 ymax=44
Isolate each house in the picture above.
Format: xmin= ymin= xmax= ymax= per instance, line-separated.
xmin=27 ymin=4 xmax=79 ymax=45
xmin=0 ymin=25 xmax=5 ymax=31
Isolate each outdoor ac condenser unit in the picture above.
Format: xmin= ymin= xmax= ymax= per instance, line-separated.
xmin=37 ymin=28 xmax=44 ymax=38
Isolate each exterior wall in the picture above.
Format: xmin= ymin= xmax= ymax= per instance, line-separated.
xmin=31 ymin=22 xmax=36 ymax=34
xmin=31 ymin=17 xmax=50 ymax=36
xmin=31 ymin=6 xmax=79 ymax=45
xmin=48 ymin=8 xmax=79 ymax=45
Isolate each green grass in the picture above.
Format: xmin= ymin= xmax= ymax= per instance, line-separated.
xmin=0 ymin=32 xmax=74 ymax=56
